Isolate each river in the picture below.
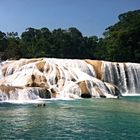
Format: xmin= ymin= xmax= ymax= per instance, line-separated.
xmin=0 ymin=97 xmax=140 ymax=140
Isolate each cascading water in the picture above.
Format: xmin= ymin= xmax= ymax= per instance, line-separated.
xmin=102 ymin=61 xmax=140 ymax=95
xmin=125 ymin=63 xmax=140 ymax=94
xmin=44 ymin=58 xmax=96 ymax=77
xmin=0 ymin=58 xmax=139 ymax=102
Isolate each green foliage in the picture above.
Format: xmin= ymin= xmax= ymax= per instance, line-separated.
xmin=0 ymin=32 xmax=21 ymax=60
xmin=0 ymin=31 xmax=7 ymax=52
xmin=0 ymin=9 xmax=139 ymax=62
xmin=100 ymin=9 xmax=140 ymax=62
xmin=19 ymin=27 xmax=98 ymax=59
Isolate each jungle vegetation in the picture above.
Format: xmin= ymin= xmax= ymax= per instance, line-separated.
xmin=0 ymin=10 xmax=140 ymax=62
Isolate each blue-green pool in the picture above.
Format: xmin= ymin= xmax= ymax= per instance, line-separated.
xmin=0 ymin=97 xmax=140 ymax=140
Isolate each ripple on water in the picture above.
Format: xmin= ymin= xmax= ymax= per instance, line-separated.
xmin=0 ymin=97 xmax=140 ymax=140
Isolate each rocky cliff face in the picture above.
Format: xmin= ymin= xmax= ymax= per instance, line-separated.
xmin=0 ymin=58 xmax=139 ymax=101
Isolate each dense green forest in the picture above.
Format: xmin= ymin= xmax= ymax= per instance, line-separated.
xmin=0 ymin=10 xmax=140 ymax=62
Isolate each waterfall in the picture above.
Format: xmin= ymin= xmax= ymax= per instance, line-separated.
xmin=125 ymin=63 xmax=140 ymax=93
xmin=102 ymin=61 xmax=140 ymax=95
xmin=0 ymin=58 xmax=139 ymax=102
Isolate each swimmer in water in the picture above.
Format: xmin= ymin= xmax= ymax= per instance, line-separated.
xmin=35 ymin=103 xmax=46 ymax=107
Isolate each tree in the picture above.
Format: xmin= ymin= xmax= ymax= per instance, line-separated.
xmin=0 ymin=9 xmax=139 ymax=62
xmin=65 ymin=27 xmax=84 ymax=58
xmin=0 ymin=31 xmax=7 ymax=52
xmin=83 ymin=36 xmax=98 ymax=59
xmin=1 ymin=32 xmax=20 ymax=60
xmin=100 ymin=9 xmax=140 ymax=62
xmin=21 ymin=27 xmax=42 ymax=57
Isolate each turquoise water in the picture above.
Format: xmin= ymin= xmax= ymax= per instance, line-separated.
xmin=0 ymin=97 xmax=140 ymax=140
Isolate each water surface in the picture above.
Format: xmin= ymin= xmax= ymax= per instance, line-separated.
xmin=0 ymin=97 xmax=140 ymax=140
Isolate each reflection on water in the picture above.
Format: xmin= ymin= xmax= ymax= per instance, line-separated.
xmin=0 ymin=97 xmax=140 ymax=140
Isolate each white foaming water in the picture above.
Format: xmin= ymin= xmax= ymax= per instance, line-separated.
xmin=122 ymin=93 xmax=140 ymax=96
xmin=126 ymin=63 xmax=140 ymax=93
xmin=0 ymin=58 xmax=139 ymax=102
xmin=102 ymin=61 xmax=140 ymax=95
xmin=44 ymin=58 xmax=96 ymax=77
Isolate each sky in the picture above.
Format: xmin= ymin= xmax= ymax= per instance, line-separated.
xmin=0 ymin=0 xmax=140 ymax=37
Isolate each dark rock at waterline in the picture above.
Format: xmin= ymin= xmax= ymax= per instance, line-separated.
xmin=38 ymin=88 xmax=51 ymax=98
xmin=81 ymin=93 xmax=92 ymax=98
xmin=100 ymin=95 xmax=106 ymax=98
